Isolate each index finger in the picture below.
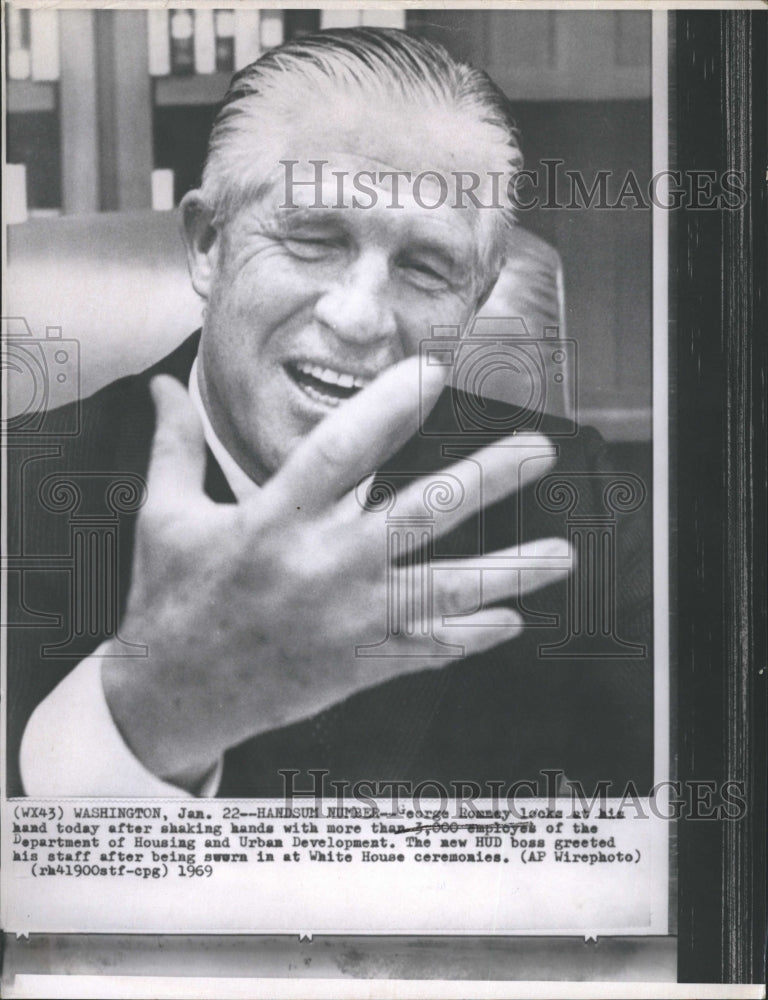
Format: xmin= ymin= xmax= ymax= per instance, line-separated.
xmin=258 ymin=353 xmax=448 ymax=517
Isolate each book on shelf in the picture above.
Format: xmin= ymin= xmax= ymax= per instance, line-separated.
xmin=7 ymin=8 xmax=31 ymax=81
xmin=148 ymin=10 xmax=170 ymax=77
xmin=169 ymin=9 xmax=195 ymax=76
xmin=319 ymin=10 xmax=406 ymax=30
xmin=5 ymin=163 xmax=28 ymax=225
xmin=283 ymin=9 xmax=321 ymax=40
xmin=260 ymin=10 xmax=284 ymax=50
xmin=146 ymin=8 xmax=327 ymax=83
xmin=29 ymin=9 xmax=60 ymax=82
xmin=360 ymin=10 xmax=406 ymax=28
xmin=320 ymin=10 xmax=363 ymax=30
xmin=151 ymin=169 xmax=175 ymax=211
xmin=233 ymin=9 xmax=259 ymax=70
xmin=215 ymin=10 xmax=236 ymax=73
xmin=194 ymin=9 xmax=216 ymax=75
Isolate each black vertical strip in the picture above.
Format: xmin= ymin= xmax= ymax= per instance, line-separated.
xmin=676 ymin=13 xmax=725 ymax=982
xmin=719 ymin=11 xmax=768 ymax=986
xmin=675 ymin=10 xmax=767 ymax=984
xmin=93 ymin=10 xmax=118 ymax=211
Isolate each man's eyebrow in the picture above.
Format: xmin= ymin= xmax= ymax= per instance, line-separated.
xmin=269 ymin=206 xmax=348 ymax=230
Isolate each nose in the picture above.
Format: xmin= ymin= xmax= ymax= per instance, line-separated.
xmin=313 ymin=251 xmax=398 ymax=347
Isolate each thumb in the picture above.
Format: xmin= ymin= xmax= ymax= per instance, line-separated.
xmin=146 ymin=375 xmax=208 ymax=506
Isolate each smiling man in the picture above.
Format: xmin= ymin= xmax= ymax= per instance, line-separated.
xmin=10 ymin=28 xmax=652 ymax=799
xmin=183 ymin=31 xmax=518 ymax=485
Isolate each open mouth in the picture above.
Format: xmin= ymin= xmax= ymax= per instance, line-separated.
xmin=285 ymin=360 xmax=372 ymax=407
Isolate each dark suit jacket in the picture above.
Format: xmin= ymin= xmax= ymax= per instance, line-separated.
xmin=7 ymin=332 xmax=653 ymax=797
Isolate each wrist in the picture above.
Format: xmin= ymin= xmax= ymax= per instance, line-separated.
xmin=100 ymin=648 xmax=223 ymax=793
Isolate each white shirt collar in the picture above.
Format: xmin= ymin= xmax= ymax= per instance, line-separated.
xmin=188 ymin=357 xmax=261 ymax=502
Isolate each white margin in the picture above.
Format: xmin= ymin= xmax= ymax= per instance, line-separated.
xmin=651 ymin=8 xmax=671 ymax=935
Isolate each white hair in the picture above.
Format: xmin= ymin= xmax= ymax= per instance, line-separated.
xmin=200 ymin=27 xmax=524 ymax=283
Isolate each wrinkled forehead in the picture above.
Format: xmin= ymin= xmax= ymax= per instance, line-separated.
xmin=218 ymin=89 xmax=513 ymax=207
xmin=281 ymin=94 xmax=507 ymax=178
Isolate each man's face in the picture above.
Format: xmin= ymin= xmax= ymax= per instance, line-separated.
xmin=194 ymin=139 xmax=492 ymax=484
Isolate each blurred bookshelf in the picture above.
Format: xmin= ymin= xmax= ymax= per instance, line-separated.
xmin=6 ymin=8 xmax=62 ymax=216
xmin=5 ymin=7 xmax=412 ymax=216
xmin=6 ymin=6 xmax=648 ymax=217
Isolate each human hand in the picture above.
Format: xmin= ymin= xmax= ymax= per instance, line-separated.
xmin=102 ymin=358 xmax=571 ymax=789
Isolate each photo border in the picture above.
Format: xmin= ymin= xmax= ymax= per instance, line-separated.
xmin=673 ymin=7 xmax=767 ymax=986
xmin=1 ymin=2 xmax=766 ymax=995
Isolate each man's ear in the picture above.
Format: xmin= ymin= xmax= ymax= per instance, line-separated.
xmin=180 ymin=191 xmax=220 ymax=300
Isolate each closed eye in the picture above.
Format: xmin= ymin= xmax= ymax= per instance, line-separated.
xmin=399 ymin=257 xmax=451 ymax=290
xmin=283 ymin=236 xmax=343 ymax=261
